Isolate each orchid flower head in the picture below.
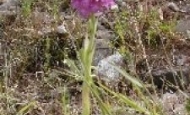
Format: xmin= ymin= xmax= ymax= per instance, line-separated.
xmin=71 ymin=0 xmax=116 ymax=18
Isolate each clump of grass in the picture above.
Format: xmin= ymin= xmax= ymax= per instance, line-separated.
xmin=20 ymin=0 xmax=34 ymax=18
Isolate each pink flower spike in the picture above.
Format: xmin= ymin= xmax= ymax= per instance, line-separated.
xmin=71 ymin=0 xmax=116 ymax=18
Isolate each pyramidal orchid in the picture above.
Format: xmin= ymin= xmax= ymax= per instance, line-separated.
xmin=70 ymin=0 xmax=117 ymax=115
xmin=71 ymin=0 xmax=116 ymax=18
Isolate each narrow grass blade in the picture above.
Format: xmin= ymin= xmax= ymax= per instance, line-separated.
xmin=112 ymin=64 xmax=143 ymax=87
xmin=98 ymin=83 xmax=150 ymax=115
xmin=64 ymin=59 xmax=82 ymax=77
xmin=16 ymin=101 xmax=36 ymax=115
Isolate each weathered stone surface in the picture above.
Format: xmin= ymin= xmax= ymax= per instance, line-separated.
xmin=95 ymin=38 xmax=110 ymax=49
xmin=93 ymin=38 xmax=113 ymax=66
xmin=93 ymin=48 xmax=113 ymax=66
xmin=0 ymin=0 xmax=19 ymax=26
xmin=93 ymin=24 xmax=115 ymax=66
xmin=96 ymin=28 xmax=114 ymax=40
xmin=173 ymin=2 xmax=190 ymax=37
xmin=175 ymin=19 xmax=190 ymax=37
xmin=151 ymin=66 xmax=190 ymax=89
xmin=96 ymin=52 xmax=124 ymax=83
xmin=56 ymin=24 xmax=67 ymax=34
xmin=162 ymin=92 xmax=187 ymax=115
xmin=181 ymin=4 xmax=190 ymax=14
xmin=174 ymin=54 xmax=190 ymax=66
xmin=167 ymin=2 xmax=180 ymax=12
xmin=0 ymin=0 xmax=19 ymax=11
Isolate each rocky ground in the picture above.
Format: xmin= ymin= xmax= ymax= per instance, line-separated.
xmin=0 ymin=0 xmax=190 ymax=115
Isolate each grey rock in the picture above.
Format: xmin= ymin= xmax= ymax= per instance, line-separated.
xmin=174 ymin=54 xmax=189 ymax=66
xmin=56 ymin=24 xmax=67 ymax=34
xmin=167 ymin=2 xmax=180 ymax=12
xmin=95 ymin=38 xmax=110 ymax=49
xmin=96 ymin=52 xmax=124 ymax=83
xmin=175 ymin=19 xmax=190 ymax=37
xmin=93 ymin=18 xmax=115 ymax=66
xmin=96 ymin=29 xmax=114 ymax=40
xmin=93 ymin=26 xmax=115 ymax=66
xmin=162 ymin=93 xmax=187 ymax=115
xmin=93 ymin=48 xmax=113 ymax=66
xmin=93 ymin=38 xmax=113 ymax=66
xmin=162 ymin=93 xmax=179 ymax=112
xmin=0 ymin=0 xmax=19 ymax=25
xmin=151 ymin=66 xmax=190 ymax=88
xmin=181 ymin=4 xmax=190 ymax=13
xmin=173 ymin=104 xmax=186 ymax=115
xmin=0 ymin=0 xmax=19 ymax=11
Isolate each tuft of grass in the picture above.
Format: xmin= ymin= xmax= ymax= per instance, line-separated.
xmin=20 ymin=0 xmax=34 ymax=18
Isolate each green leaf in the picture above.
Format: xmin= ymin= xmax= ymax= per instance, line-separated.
xmin=64 ymin=59 xmax=83 ymax=77
xmin=16 ymin=101 xmax=36 ymax=115
xmin=98 ymin=83 xmax=150 ymax=115
xmin=112 ymin=64 xmax=143 ymax=87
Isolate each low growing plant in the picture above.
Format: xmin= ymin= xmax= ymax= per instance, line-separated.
xmin=64 ymin=0 xmax=163 ymax=115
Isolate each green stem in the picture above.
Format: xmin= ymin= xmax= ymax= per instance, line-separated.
xmin=82 ymin=15 xmax=98 ymax=115
xmin=82 ymin=81 xmax=91 ymax=115
xmin=45 ymin=37 xmax=51 ymax=72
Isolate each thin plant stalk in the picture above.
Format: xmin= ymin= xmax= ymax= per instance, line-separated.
xmin=45 ymin=37 xmax=51 ymax=72
xmin=79 ymin=15 xmax=98 ymax=115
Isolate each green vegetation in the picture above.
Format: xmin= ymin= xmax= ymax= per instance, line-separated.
xmin=0 ymin=0 xmax=189 ymax=115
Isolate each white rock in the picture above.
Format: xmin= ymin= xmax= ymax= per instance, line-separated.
xmin=56 ymin=24 xmax=67 ymax=34
xmin=161 ymin=92 xmax=187 ymax=115
xmin=96 ymin=52 xmax=124 ymax=83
